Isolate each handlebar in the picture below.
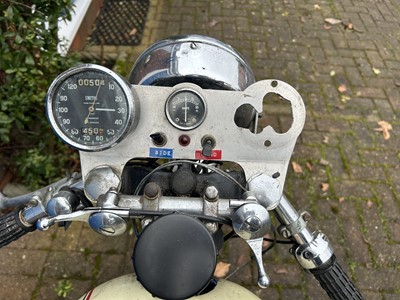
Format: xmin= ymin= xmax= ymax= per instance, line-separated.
xmin=0 ymin=208 xmax=36 ymax=248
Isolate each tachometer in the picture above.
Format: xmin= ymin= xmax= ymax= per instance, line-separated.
xmin=46 ymin=64 xmax=137 ymax=151
xmin=165 ymin=89 xmax=206 ymax=130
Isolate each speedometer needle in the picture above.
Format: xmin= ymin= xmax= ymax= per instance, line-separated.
xmin=84 ymin=82 xmax=103 ymax=124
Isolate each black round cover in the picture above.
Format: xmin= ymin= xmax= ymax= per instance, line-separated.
xmin=132 ymin=214 xmax=217 ymax=299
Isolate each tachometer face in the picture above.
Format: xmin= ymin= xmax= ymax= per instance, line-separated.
xmin=46 ymin=64 xmax=135 ymax=151
xmin=165 ymin=89 xmax=206 ymax=130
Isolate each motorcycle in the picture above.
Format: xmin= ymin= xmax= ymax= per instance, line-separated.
xmin=0 ymin=35 xmax=363 ymax=299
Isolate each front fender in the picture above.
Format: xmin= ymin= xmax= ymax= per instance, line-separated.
xmin=79 ymin=274 xmax=260 ymax=300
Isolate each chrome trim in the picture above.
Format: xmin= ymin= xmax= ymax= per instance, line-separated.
xmin=129 ymin=35 xmax=255 ymax=91
xmin=46 ymin=64 xmax=137 ymax=152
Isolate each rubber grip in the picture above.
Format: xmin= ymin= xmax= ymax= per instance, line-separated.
xmin=311 ymin=255 xmax=363 ymax=300
xmin=0 ymin=209 xmax=36 ymax=248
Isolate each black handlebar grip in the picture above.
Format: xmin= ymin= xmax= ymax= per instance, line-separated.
xmin=0 ymin=209 xmax=36 ymax=248
xmin=311 ymin=255 xmax=363 ymax=300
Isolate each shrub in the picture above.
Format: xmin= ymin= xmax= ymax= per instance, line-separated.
xmin=0 ymin=1 xmax=80 ymax=189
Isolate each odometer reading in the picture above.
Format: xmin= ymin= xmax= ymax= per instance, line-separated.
xmin=47 ymin=65 xmax=134 ymax=151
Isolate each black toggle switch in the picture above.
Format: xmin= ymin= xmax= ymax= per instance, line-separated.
xmin=202 ymin=140 xmax=213 ymax=157
xmin=150 ymin=133 xmax=166 ymax=146
xmin=201 ymin=136 xmax=216 ymax=157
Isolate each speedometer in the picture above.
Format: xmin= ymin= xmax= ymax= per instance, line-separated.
xmin=46 ymin=64 xmax=137 ymax=151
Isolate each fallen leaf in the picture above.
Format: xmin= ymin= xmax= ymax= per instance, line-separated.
xmin=319 ymin=158 xmax=329 ymax=166
xmin=330 ymin=70 xmax=336 ymax=76
xmin=325 ymin=18 xmax=342 ymax=25
xmin=320 ymin=182 xmax=329 ymax=192
xmin=344 ymin=22 xmax=354 ymax=30
xmin=281 ymin=11 xmax=289 ymax=17
xmin=394 ymin=81 xmax=400 ymax=87
xmin=338 ymin=84 xmax=347 ymax=93
xmin=372 ymin=67 xmax=381 ymax=75
xmin=374 ymin=120 xmax=393 ymax=140
xmin=367 ymin=200 xmax=374 ymax=208
xmin=129 ymin=28 xmax=137 ymax=36
xmin=306 ymin=160 xmax=314 ymax=172
xmin=274 ymin=266 xmax=288 ymax=274
xmin=214 ymin=262 xmax=231 ymax=278
xmin=339 ymin=197 xmax=345 ymax=203
xmin=362 ymin=234 xmax=371 ymax=245
xmin=291 ymin=161 xmax=303 ymax=174
xmin=322 ymin=136 xmax=329 ymax=144
xmin=314 ymin=4 xmax=321 ymax=10
xmin=208 ymin=19 xmax=219 ymax=28
xmin=341 ymin=95 xmax=351 ymax=103
xmin=323 ymin=24 xmax=332 ymax=30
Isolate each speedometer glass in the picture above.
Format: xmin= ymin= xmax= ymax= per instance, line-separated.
xmin=46 ymin=64 xmax=136 ymax=151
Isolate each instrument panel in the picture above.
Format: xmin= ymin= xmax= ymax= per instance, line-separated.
xmin=47 ymin=64 xmax=306 ymax=188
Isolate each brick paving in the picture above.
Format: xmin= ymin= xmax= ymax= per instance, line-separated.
xmin=1 ymin=0 xmax=400 ymax=299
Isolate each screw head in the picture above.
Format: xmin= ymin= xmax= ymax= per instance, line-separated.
xmin=204 ymin=186 xmax=218 ymax=201
xmin=244 ymin=216 xmax=262 ymax=232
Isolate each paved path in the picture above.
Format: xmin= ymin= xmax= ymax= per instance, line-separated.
xmin=1 ymin=0 xmax=399 ymax=299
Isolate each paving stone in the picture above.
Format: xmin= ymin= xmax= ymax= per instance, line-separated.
xmin=0 ymin=275 xmax=38 ymax=300
xmin=356 ymin=266 xmax=400 ymax=291
xmin=0 ymin=249 xmax=47 ymax=276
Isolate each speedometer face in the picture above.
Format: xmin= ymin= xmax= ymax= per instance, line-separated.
xmin=46 ymin=64 xmax=135 ymax=151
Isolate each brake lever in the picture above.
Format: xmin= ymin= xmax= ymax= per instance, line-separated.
xmin=232 ymin=203 xmax=271 ymax=288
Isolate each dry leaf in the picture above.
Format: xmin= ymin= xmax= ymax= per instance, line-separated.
xmin=322 ymin=136 xmax=329 ymax=144
xmin=306 ymin=160 xmax=314 ymax=172
xmin=208 ymin=19 xmax=219 ymax=28
xmin=281 ymin=11 xmax=289 ymax=17
xmin=214 ymin=262 xmax=231 ymax=278
xmin=323 ymin=24 xmax=332 ymax=30
xmin=344 ymin=22 xmax=354 ymax=30
xmin=362 ymin=234 xmax=371 ymax=245
xmin=341 ymin=95 xmax=351 ymax=103
xmin=339 ymin=197 xmax=345 ymax=203
xmin=320 ymin=183 xmax=329 ymax=192
xmin=129 ymin=28 xmax=138 ymax=36
xmin=372 ymin=67 xmax=381 ymax=75
xmin=274 ymin=266 xmax=288 ymax=274
xmin=314 ymin=4 xmax=321 ymax=10
xmin=330 ymin=70 xmax=336 ymax=76
xmin=367 ymin=200 xmax=374 ymax=208
xmin=374 ymin=120 xmax=393 ymax=140
xmin=325 ymin=18 xmax=342 ymax=25
xmin=319 ymin=158 xmax=329 ymax=166
xmin=338 ymin=84 xmax=347 ymax=93
xmin=291 ymin=161 xmax=303 ymax=174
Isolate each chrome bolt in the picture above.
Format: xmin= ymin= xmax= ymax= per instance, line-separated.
xmin=280 ymin=227 xmax=291 ymax=239
xmin=244 ymin=216 xmax=262 ymax=232
xmin=190 ymin=42 xmax=198 ymax=49
xmin=204 ymin=186 xmax=219 ymax=202
xmin=302 ymin=211 xmax=312 ymax=222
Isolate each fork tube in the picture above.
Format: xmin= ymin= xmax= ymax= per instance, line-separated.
xmin=273 ymin=194 xmax=314 ymax=245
